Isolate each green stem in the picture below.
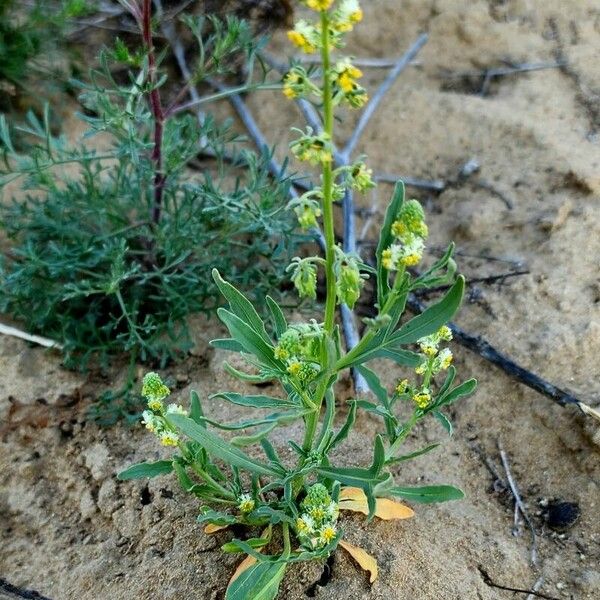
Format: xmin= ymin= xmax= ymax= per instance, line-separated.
xmin=386 ymin=411 xmax=419 ymax=460
xmin=189 ymin=462 xmax=236 ymax=500
xmin=320 ymin=10 xmax=336 ymax=335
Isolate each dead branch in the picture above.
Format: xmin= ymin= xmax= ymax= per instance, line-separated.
xmin=498 ymin=441 xmax=538 ymax=566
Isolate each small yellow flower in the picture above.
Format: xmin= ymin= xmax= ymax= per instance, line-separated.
xmin=437 ymin=348 xmax=453 ymax=370
xmin=147 ymin=398 xmax=164 ymax=412
xmin=319 ymin=524 xmax=337 ymax=544
xmin=395 ymin=379 xmax=409 ymax=394
xmin=332 ymin=0 xmax=363 ymax=32
xmin=413 ymin=390 xmax=432 ymax=409
xmin=159 ymin=431 xmax=179 ymax=446
xmin=288 ymin=21 xmax=319 ymax=54
xmin=437 ymin=325 xmax=453 ymax=341
xmin=274 ymin=346 xmax=290 ymax=361
xmin=400 ymin=252 xmax=421 ymax=267
xmin=238 ymin=494 xmax=255 ymax=513
xmin=296 ymin=515 xmax=315 ymax=534
xmin=305 ymin=0 xmax=334 ymax=10
xmin=287 ymin=361 xmax=302 ymax=376
xmin=309 ymin=505 xmax=327 ymax=522
xmin=382 ymin=248 xmax=394 ymax=270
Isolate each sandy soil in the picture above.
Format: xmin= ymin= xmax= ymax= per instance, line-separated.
xmin=1 ymin=1 xmax=600 ymax=599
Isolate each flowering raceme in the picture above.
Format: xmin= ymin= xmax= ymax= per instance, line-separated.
xmin=120 ymin=3 xmax=475 ymax=598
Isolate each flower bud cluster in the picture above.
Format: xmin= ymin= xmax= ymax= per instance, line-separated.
xmin=274 ymin=323 xmax=324 ymax=386
xmin=334 ymin=253 xmax=366 ymax=309
xmin=290 ymin=128 xmax=333 ymax=165
xmin=382 ymin=199 xmax=429 ymax=271
xmin=295 ymin=483 xmax=339 ymax=549
xmin=287 ymin=257 xmax=318 ymax=299
xmin=140 ymin=372 xmax=187 ymax=446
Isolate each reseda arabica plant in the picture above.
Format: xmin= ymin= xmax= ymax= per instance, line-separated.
xmin=119 ymin=1 xmax=476 ymax=597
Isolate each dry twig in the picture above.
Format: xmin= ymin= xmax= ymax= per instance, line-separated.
xmin=498 ymin=441 xmax=538 ymax=566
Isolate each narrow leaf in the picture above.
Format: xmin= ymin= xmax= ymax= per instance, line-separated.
xmin=388 ymin=484 xmax=465 ymax=504
xmin=190 ymin=390 xmax=206 ymax=427
xmin=213 ymin=269 xmax=271 ymax=343
xmin=389 ymin=276 xmax=465 ymax=345
xmin=211 ymin=392 xmax=299 ymax=410
xmin=432 ymin=410 xmax=453 ymax=435
xmin=217 ymin=308 xmax=278 ymax=368
xmin=386 ymin=443 xmax=440 ymax=465
xmin=169 ymin=414 xmax=278 ymax=477
xmin=211 ymin=338 xmax=245 ymax=352
xmin=355 ymin=365 xmax=388 ymax=408
xmin=117 ymin=460 xmax=173 ymax=480
xmin=436 ymin=378 xmax=477 ymax=408
xmin=266 ymin=295 xmax=287 ymax=337
xmin=226 ymin=559 xmax=286 ymax=600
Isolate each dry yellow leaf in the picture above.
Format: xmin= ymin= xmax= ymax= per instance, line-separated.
xmin=228 ymin=554 xmax=257 ymax=586
xmin=339 ymin=487 xmax=414 ymax=520
xmin=339 ymin=540 xmax=379 ymax=583
xmin=204 ymin=523 xmax=229 ymax=534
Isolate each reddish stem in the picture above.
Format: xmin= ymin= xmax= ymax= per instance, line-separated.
xmin=141 ymin=0 xmax=165 ymax=226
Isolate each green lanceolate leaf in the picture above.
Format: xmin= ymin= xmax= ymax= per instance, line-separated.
xmin=213 ymin=269 xmax=271 ymax=344
xmin=169 ymin=414 xmax=278 ymax=477
xmin=328 ymin=400 xmax=357 ymax=451
xmin=376 ymin=181 xmax=405 ymax=306
xmin=224 ymin=362 xmax=275 ymax=384
xmin=432 ymin=410 xmax=453 ymax=435
xmin=117 ymin=460 xmax=173 ymax=480
xmin=388 ymin=275 xmax=465 ymax=346
xmin=317 ymin=464 xmax=388 ymax=489
xmin=369 ymin=347 xmax=422 ymax=367
xmin=217 ymin=308 xmax=278 ymax=369
xmin=385 ymin=443 xmax=440 ymax=465
xmin=355 ymin=365 xmax=389 ymax=408
xmin=211 ymin=338 xmax=245 ymax=352
xmin=190 ymin=390 xmax=206 ymax=427
xmin=211 ymin=392 xmax=299 ymax=410
xmin=231 ymin=423 xmax=278 ymax=447
xmin=222 ymin=536 xmax=271 ymax=553
xmin=388 ymin=484 xmax=465 ymax=503
xmin=226 ymin=559 xmax=287 ymax=600
xmin=370 ymin=434 xmax=386 ymax=475
xmin=436 ymin=378 xmax=477 ymax=408
xmin=266 ymin=295 xmax=287 ymax=337
xmin=437 ymin=366 xmax=457 ymax=398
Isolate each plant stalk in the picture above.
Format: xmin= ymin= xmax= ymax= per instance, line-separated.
xmin=142 ymin=0 xmax=166 ymax=226
xmin=320 ymin=11 xmax=337 ymax=335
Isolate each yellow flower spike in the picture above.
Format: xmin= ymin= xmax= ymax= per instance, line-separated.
xmin=339 ymin=540 xmax=379 ymax=583
xmin=339 ymin=487 xmax=415 ymax=520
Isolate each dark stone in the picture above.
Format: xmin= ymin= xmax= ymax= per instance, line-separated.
xmin=544 ymin=500 xmax=581 ymax=530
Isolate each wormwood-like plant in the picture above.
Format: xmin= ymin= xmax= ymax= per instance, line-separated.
xmin=119 ymin=1 xmax=476 ymax=597
xmin=0 ymin=1 xmax=301 ymax=374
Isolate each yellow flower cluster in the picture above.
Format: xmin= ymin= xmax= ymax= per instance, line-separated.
xmin=332 ymin=0 xmax=363 ymax=31
xmin=304 ymin=0 xmax=334 ymax=10
xmin=382 ymin=199 xmax=429 ymax=271
xmin=332 ymin=59 xmax=368 ymax=107
xmin=288 ymin=20 xmax=320 ymax=53
xmin=140 ymin=373 xmax=187 ymax=447
xmin=295 ymin=483 xmax=339 ymax=549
